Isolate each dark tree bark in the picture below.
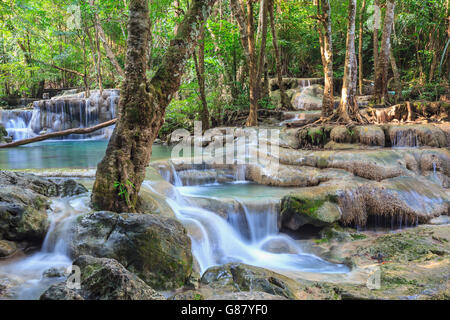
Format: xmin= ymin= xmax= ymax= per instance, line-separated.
xmin=269 ymin=0 xmax=292 ymax=110
xmin=91 ymin=0 xmax=217 ymax=212
xmin=337 ymin=0 xmax=358 ymax=122
xmin=374 ymin=0 xmax=395 ymax=103
xmin=315 ymin=0 xmax=334 ymax=117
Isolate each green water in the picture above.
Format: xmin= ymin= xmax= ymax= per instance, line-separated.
xmin=0 ymin=140 xmax=173 ymax=169
xmin=178 ymin=182 xmax=298 ymax=200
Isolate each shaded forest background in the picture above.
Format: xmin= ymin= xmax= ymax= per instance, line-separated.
xmin=0 ymin=0 xmax=448 ymax=134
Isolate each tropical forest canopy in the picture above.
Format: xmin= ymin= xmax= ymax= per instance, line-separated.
xmin=0 ymin=0 xmax=449 ymax=134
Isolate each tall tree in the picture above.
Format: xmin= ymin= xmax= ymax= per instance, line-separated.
xmin=230 ymin=0 xmax=266 ymax=126
xmin=269 ymin=0 xmax=292 ymax=110
xmin=91 ymin=0 xmax=217 ymax=212
xmin=336 ymin=0 xmax=359 ymax=122
xmin=374 ymin=0 xmax=395 ymax=103
xmin=193 ymin=21 xmax=210 ymax=130
xmin=373 ymin=0 xmax=380 ymax=77
xmin=314 ymin=0 xmax=334 ymax=117
xmin=358 ymin=0 xmax=366 ymax=95
xmin=89 ymin=0 xmax=126 ymax=79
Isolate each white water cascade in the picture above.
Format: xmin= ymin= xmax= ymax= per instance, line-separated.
xmin=0 ymin=89 xmax=119 ymax=141
xmin=0 ymin=194 xmax=90 ymax=299
xmin=143 ymin=181 xmax=349 ymax=275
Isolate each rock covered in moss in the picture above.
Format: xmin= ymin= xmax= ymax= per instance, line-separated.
xmin=330 ymin=126 xmax=354 ymax=143
xmin=354 ymin=126 xmax=385 ymax=146
xmin=0 ymin=171 xmax=88 ymax=198
xmin=281 ymin=195 xmax=341 ymax=229
xmin=70 ymin=211 xmax=193 ymax=290
xmin=41 ymin=255 xmax=165 ymax=300
xmin=201 ymin=263 xmax=297 ymax=299
xmin=0 ymin=171 xmax=88 ymax=243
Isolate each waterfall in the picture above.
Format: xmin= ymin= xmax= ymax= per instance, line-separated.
xmin=291 ymin=82 xmax=313 ymax=110
xmin=391 ymin=129 xmax=420 ymax=148
xmin=228 ymin=200 xmax=278 ymax=243
xmin=0 ymin=109 xmax=34 ymax=140
xmin=0 ymin=89 xmax=119 ymax=141
xmin=0 ymin=194 xmax=89 ymax=299
xmin=143 ymin=182 xmax=348 ymax=275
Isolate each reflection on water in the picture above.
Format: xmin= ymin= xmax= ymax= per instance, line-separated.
xmin=0 ymin=140 xmax=173 ymax=169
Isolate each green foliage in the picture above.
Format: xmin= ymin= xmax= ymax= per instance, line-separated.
xmin=114 ymin=179 xmax=135 ymax=208
xmin=0 ymin=0 xmax=448 ymax=131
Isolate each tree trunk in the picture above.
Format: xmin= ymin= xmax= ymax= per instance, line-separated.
xmin=230 ymin=0 xmax=259 ymax=126
xmin=269 ymin=0 xmax=292 ymax=110
xmin=337 ymin=0 xmax=358 ymax=122
xmin=373 ymin=0 xmax=380 ymax=77
xmin=315 ymin=0 xmax=334 ymax=117
xmin=91 ymin=0 xmax=216 ymax=212
xmin=390 ymin=47 xmax=401 ymax=103
xmin=358 ymin=0 xmax=366 ymax=95
xmin=193 ymin=22 xmax=210 ymax=130
xmin=374 ymin=0 xmax=395 ymax=103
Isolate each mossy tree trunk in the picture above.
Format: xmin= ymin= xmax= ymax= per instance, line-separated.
xmin=374 ymin=0 xmax=395 ymax=103
xmin=91 ymin=0 xmax=216 ymax=212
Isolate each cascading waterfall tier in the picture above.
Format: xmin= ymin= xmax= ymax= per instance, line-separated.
xmin=0 ymin=89 xmax=119 ymax=141
xmin=146 ymin=169 xmax=349 ymax=275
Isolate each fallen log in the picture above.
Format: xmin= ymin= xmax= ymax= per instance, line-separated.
xmin=0 ymin=119 xmax=117 ymax=148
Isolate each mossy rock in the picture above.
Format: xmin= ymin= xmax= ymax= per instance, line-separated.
xmin=355 ymin=226 xmax=449 ymax=263
xmin=201 ymin=263 xmax=297 ymax=300
xmin=70 ymin=211 xmax=193 ymax=290
xmin=281 ymin=194 xmax=341 ymax=230
xmin=330 ymin=126 xmax=354 ymax=143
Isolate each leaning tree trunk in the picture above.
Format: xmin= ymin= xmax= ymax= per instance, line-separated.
xmin=374 ymin=0 xmax=395 ymax=103
xmin=336 ymin=0 xmax=358 ymax=122
xmin=91 ymin=0 xmax=216 ymax=212
xmin=269 ymin=0 xmax=292 ymax=110
xmin=316 ymin=0 xmax=334 ymax=117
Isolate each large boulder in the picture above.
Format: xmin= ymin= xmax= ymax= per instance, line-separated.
xmin=70 ymin=211 xmax=193 ymax=290
xmin=40 ymin=255 xmax=165 ymax=300
xmin=281 ymin=194 xmax=341 ymax=229
xmin=0 ymin=171 xmax=87 ymax=242
xmin=201 ymin=263 xmax=297 ymax=299
xmin=0 ymin=171 xmax=88 ymax=198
